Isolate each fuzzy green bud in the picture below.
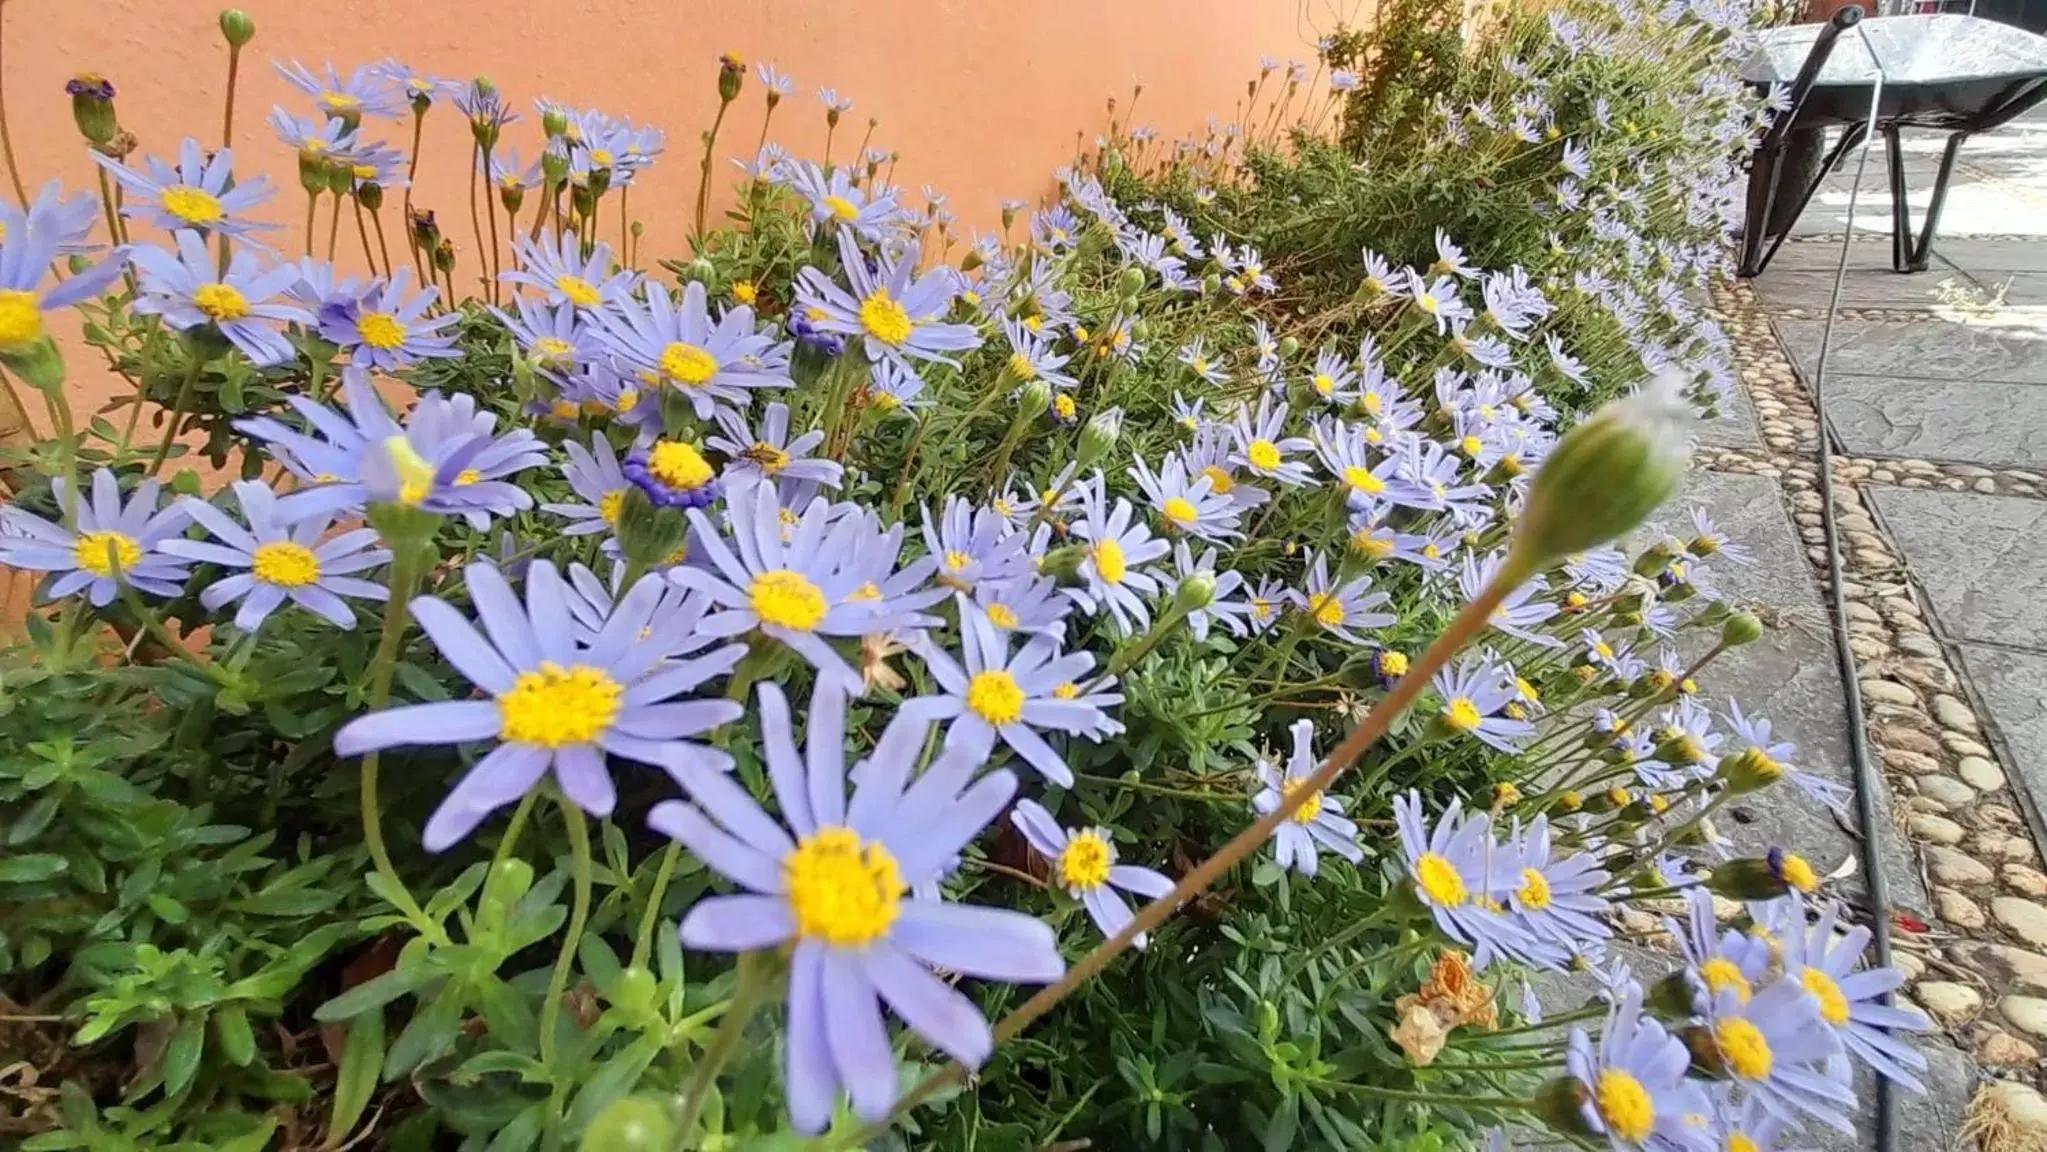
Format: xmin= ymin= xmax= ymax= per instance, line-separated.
xmin=1172 ymin=571 xmax=1217 ymax=613
xmin=1705 ymin=848 xmax=1819 ymax=901
xmin=1017 ymin=377 xmax=1053 ymax=418
xmin=542 ymin=146 xmax=570 ymax=186
xmin=717 ymin=53 xmax=746 ymax=103
xmin=357 ymin=181 xmax=385 ymax=212
xmin=324 ymin=160 xmax=354 ymax=196
xmin=1531 ymin=1077 xmax=1597 ymax=1140
xmin=960 ymin=249 xmax=984 ymax=273
xmin=408 ymin=207 xmax=441 ymax=250
xmin=0 ymin=336 xmax=66 ymax=393
xmin=481 ymin=857 xmax=535 ymax=914
xmin=1721 ymin=610 xmax=1764 ymax=648
xmin=218 ymin=8 xmax=255 ymax=47
xmin=432 ymin=238 xmax=457 ymax=275
xmin=616 ymin=487 xmax=689 ymax=571
xmin=1514 ymin=370 xmax=1689 ymax=565
xmin=66 ymin=74 xmax=119 ymax=147
xmin=1116 ymin=266 xmax=1146 ymax=297
xmin=1647 ymin=970 xmax=1702 ymax=1019
xmin=1277 ymin=335 xmax=1299 ymax=359
xmin=1039 ymin=543 xmax=1090 ymax=586
xmin=1077 ymin=406 xmax=1123 ymax=468
xmin=542 ymin=104 xmax=569 ymax=139
xmin=1201 ymin=272 xmax=1222 ymax=295
xmin=580 ymin=1098 xmax=674 ymax=1152
xmin=296 ymin=149 xmax=330 ymax=196
xmin=611 ymin=966 xmax=658 ymax=1013
xmin=679 ymin=256 xmax=717 ymax=286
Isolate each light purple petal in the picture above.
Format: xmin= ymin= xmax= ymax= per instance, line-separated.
xmin=864 ymin=942 xmax=994 ymax=1066
xmin=821 ymin=951 xmax=898 ymax=1122
xmin=677 ymin=894 xmax=795 ymax=951
xmin=892 ymin=900 xmax=1065 ymax=983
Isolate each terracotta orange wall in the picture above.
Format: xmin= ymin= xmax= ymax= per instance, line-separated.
xmin=10 ymin=1 xmax=1336 ymax=261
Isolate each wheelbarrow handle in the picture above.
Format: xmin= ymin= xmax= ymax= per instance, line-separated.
xmin=1759 ymin=5 xmax=1866 ymax=155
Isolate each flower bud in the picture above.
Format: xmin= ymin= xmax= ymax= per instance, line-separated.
xmin=1647 ymin=970 xmax=1702 ymax=1019
xmin=1715 ymin=746 xmax=1782 ymax=796
xmin=481 ymin=857 xmax=535 ymax=913
xmin=542 ymin=145 xmax=570 ymax=186
xmin=717 ymin=53 xmax=746 ymax=103
xmin=1704 ymin=847 xmax=1818 ymax=901
xmin=66 ymin=74 xmax=119 ymax=146
xmin=542 ymin=103 xmax=569 ymax=139
xmin=679 ymin=256 xmax=717 ymax=286
xmin=358 ymin=180 xmax=385 ymax=212
xmin=1531 ymin=1077 xmax=1596 ymax=1140
xmin=1721 ymin=610 xmax=1763 ymax=648
xmin=615 ymin=485 xmax=690 ymax=568
xmin=433 ymin=238 xmax=457 ymax=274
xmin=1277 ymin=336 xmax=1299 ymax=359
xmin=1201 ymin=272 xmax=1222 ymax=295
xmin=1172 ymin=571 xmax=1217 ymax=613
xmin=1116 ymin=266 xmax=1145 ymax=297
xmin=218 ymin=8 xmax=255 ymax=47
xmin=611 ymin=966 xmax=658 ymax=1013
xmin=409 ymin=206 xmax=441 ymax=250
xmin=1039 ymin=543 xmax=1090 ymax=586
xmin=1513 ymin=369 xmax=1689 ymax=565
xmin=580 ymin=1098 xmax=674 ymax=1152
xmin=0 ymin=335 xmax=66 ymax=393
xmin=1077 ymin=406 xmax=1122 ymax=468
xmin=1017 ymin=377 xmax=1053 ymax=417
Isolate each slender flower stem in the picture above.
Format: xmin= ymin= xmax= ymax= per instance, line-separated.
xmin=693 ymin=99 xmax=732 ymax=249
xmin=1308 ymin=1079 xmax=1534 ymax=1111
xmin=468 ymin=140 xmax=489 ymax=300
xmin=369 ymin=206 xmax=396 ymax=284
xmin=37 ymin=386 xmax=78 ymax=525
xmin=358 ymin=544 xmax=438 ymax=936
xmin=491 ymin=788 xmax=539 ymax=871
xmin=481 ymin=148 xmax=503 ymax=303
xmin=539 ymin=792 xmax=592 ymax=1066
xmin=352 ymin=196 xmax=379 ymax=275
xmin=674 ymin=950 xmax=769 ymax=1146
xmin=0 ymin=5 xmax=26 ymax=204
xmin=221 ymin=43 xmax=242 ymax=150
xmin=112 ymin=566 xmax=231 ymax=686
xmin=325 ymin=191 xmax=342 ymax=261
xmin=854 ymin=547 xmax=1541 ymax=1143
xmin=618 ymin=185 xmax=630 ymax=266
xmin=145 ymin=355 xmax=205 ymax=476
xmin=629 ymin=841 xmax=681 ymax=971
xmin=303 ymin=189 xmax=319 ymax=258
xmin=529 ymin=179 xmax=554 ymax=241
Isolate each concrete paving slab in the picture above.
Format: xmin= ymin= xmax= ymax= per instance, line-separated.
xmin=1815 ymin=374 xmax=2047 ymax=467
xmin=1870 ymin=488 xmax=2047 ymax=651
xmin=1754 ymin=268 xmax=1968 ymax=312
xmin=1955 ymin=644 xmax=2047 ymax=837
xmin=1777 ymin=316 xmax=2047 ymax=385
xmin=1789 ymin=179 xmax=2047 ymax=238
xmin=1695 ymin=377 xmax=1763 ymax=451
xmin=1671 ymin=472 xmax=1925 ymax=912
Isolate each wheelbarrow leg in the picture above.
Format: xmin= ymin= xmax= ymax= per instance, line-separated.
xmin=1886 ymin=126 xmax=1912 ymax=273
xmin=1904 ymin=132 xmax=1966 ymax=273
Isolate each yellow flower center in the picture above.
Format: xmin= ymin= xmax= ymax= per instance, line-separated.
xmin=659 ymin=342 xmax=720 ymax=387
xmin=357 ymin=311 xmax=407 ymax=350
xmin=532 ymin=336 xmax=575 ymax=363
xmin=1714 ymin=1018 xmax=1773 ymax=1081
xmin=1052 ymin=394 xmax=1078 ymax=422
xmin=384 ymin=436 xmax=436 ymax=506
xmin=1162 ymin=496 xmax=1198 ymax=526
xmin=321 ymin=91 xmax=361 ymax=111
xmin=1201 ymin=465 xmax=1236 ymax=495
xmin=161 ymin=185 xmax=225 ymax=225
xmin=1092 ymin=538 xmax=1126 ymax=585
xmin=1352 ymin=529 xmax=1395 ymax=560
xmin=784 ymin=826 xmax=905 ymax=948
xmin=455 ymin=469 xmax=482 ymax=487
xmin=555 ymin=275 xmax=602 ymax=308
xmin=617 ymin=388 xmax=641 ymax=413
xmin=249 ymin=540 xmax=322 ymax=588
xmin=1415 ymin=852 xmax=1466 ymax=906
xmin=72 ymin=530 xmax=141 ymax=578
xmin=986 ymin=602 xmax=1019 ymax=630
xmin=1008 ymin=351 xmax=1038 ymax=380
xmin=1779 ymin=853 xmax=1819 ymax=894
xmin=1281 ymin=777 xmax=1324 ymax=825
xmin=590 ymin=149 xmax=615 ymax=168
xmin=1416 ymin=291 xmax=1439 ymax=315
xmin=1362 ymin=392 xmax=1383 ymax=416
xmin=498 ymin=661 xmax=624 ymax=748
xmin=1728 ymin=1135 xmax=1760 ymax=1152
xmin=1343 ymin=465 xmax=1384 ymax=494
xmin=1460 ymin=435 xmax=1483 ymax=458
xmin=1191 ymin=357 xmax=1209 ymax=374
xmin=1307 ymin=592 xmax=1346 ymax=629
xmin=748 ymin=441 xmax=791 ymax=474
xmin=966 ymin=670 xmax=1026 ymax=726
xmin=647 ymin=441 xmax=715 ymax=492
xmin=193 ymin=282 xmax=251 ymax=322
xmin=1251 ymin=598 xmax=1274 ymax=621
xmin=1313 ymin=373 xmax=1336 ymax=397
xmin=1801 ymin=967 xmax=1850 ymax=1026
xmin=549 ymin=399 xmax=580 ymax=422
xmin=1595 ymin=1070 xmax=1655 ymax=1143
xmin=1053 ymin=682 xmax=1080 ymax=700
xmin=823 ymin=194 xmax=859 ymax=221
xmin=598 ymin=489 xmax=627 ymax=524
xmin=1057 ymin=830 xmax=1112 ymax=890
xmin=1701 ymin=958 xmax=1751 ymax=1003
xmin=1517 ymin=867 xmax=1552 ymax=910
xmin=847 ymin=581 xmax=882 ymax=602
xmin=732 ymin=280 xmax=758 ymax=305
xmin=859 ymin=290 xmax=913 ymax=345
xmin=750 ymin=569 xmax=828 ymax=631
xmin=1379 ymin=651 xmax=1409 ymax=676
xmin=1443 ymin=697 xmax=1482 ymax=732
xmin=0 ymin=289 xmax=43 ymax=349
xmin=1246 ymin=439 xmax=1282 ymax=471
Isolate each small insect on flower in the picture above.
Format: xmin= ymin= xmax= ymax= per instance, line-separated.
xmin=657 ymin=680 xmax=1063 ymax=1132
xmin=164 ymin=480 xmax=389 ymax=634
xmin=1012 ymin=799 xmax=1175 ymax=946
xmin=336 ymin=560 xmax=746 ymax=849
xmin=0 ymin=469 xmax=191 ymax=606
xmin=708 ymin=401 xmax=844 ymax=495
xmin=1253 ymin=720 xmax=1363 ymax=878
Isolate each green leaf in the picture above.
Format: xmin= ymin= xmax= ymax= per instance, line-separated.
xmin=564 ymin=1033 xmax=662 ymax=1136
xmin=214 ymin=1003 xmax=256 ymax=1067
xmin=473 ymin=976 xmax=538 ymax=1055
xmin=163 ymin=1013 xmax=206 ymax=1098
xmin=482 ymin=1102 xmax=545 ymax=1152
xmin=578 ymin=934 xmax=623 ymax=1000
xmin=315 ymin=969 xmax=425 ymax=1023
xmin=450 ymin=1050 xmax=548 ymax=1084
xmin=6 ymin=793 xmax=60 ymax=845
xmin=0 ymin=853 xmax=68 ymax=882
xmin=217 ymin=1115 xmax=281 ymax=1152
xmin=1262 ymin=1095 xmax=1299 ymax=1152
xmin=394 ymin=661 xmax=453 ymax=702
xmin=384 ymin=984 xmax=464 ymax=1080
xmin=232 ymin=886 xmax=344 ymax=917
xmin=325 ymin=1009 xmax=384 ymax=1151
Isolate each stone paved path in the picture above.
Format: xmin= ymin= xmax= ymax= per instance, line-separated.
xmin=1720 ymin=107 xmax=2047 ymax=1146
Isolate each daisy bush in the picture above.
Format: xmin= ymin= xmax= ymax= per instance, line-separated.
xmin=0 ymin=1 xmax=1930 ymax=1149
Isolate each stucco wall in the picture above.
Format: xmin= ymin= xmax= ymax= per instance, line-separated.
xmin=9 ymin=1 xmax=1324 ymax=257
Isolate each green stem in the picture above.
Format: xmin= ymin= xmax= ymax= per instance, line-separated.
xmin=539 ymin=791 xmax=593 ymax=1066
xmin=221 ymin=45 xmax=241 ymax=151
xmin=673 ymin=950 xmax=770 ymax=1146
xmin=1306 ymin=1079 xmax=1533 ymax=1112
xmin=145 ymin=355 xmax=204 ymax=476
xmin=491 ymin=789 xmax=540 ymax=871
xmin=629 ymin=842 xmax=681 ymax=971
xmin=358 ymin=545 xmax=438 ymax=936
xmin=303 ymin=189 xmax=319 ymax=258
xmin=693 ymin=98 xmax=732 ymax=249
xmin=0 ymin=6 xmax=28 ymax=205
